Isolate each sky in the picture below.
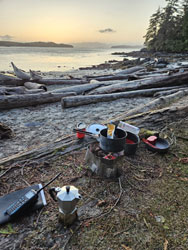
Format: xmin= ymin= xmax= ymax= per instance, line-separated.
xmin=0 ymin=0 xmax=166 ymax=45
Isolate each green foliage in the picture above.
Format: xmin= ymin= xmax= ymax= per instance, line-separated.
xmin=144 ymin=0 xmax=188 ymax=52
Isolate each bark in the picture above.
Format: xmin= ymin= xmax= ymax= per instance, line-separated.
xmin=89 ymin=71 xmax=188 ymax=95
xmin=0 ymin=91 xmax=76 ymax=110
xmin=61 ymin=86 xmax=184 ymax=108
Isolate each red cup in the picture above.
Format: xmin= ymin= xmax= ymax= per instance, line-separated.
xmin=76 ymin=123 xmax=86 ymax=139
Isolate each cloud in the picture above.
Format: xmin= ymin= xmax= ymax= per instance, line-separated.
xmin=98 ymin=28 xmax=116 ymax=33
xmin=0 ymin=35 xmax=14 ymax=41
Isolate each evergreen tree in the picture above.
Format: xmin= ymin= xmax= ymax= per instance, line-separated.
xmin=144 ymin=7 xmax=162 ymax=50
xmin=144 ymin=0 xmax=188 ymax=52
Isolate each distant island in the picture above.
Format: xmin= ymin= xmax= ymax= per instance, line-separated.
xmin=111 ymin=45 xmax=143 ymax=49
xmin=0 ymin=41 xmax=73 ymax=48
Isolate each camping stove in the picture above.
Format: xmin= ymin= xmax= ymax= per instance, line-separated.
xmin=85 ymin=142 xmax=124 ymax=178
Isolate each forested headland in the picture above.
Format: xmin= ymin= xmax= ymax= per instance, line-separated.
xmin=144 ymin=0 xmax=188 ymax=52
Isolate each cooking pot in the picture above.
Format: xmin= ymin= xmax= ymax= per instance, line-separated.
xmin=73 ymin=128 xmax=127 ymax=152
xmin=99 ymin=128 xmax=127 ymax=152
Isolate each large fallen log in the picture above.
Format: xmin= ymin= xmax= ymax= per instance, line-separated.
xmin=0 ymin=135 xmax=95 ymax=166
xmin=86 ymin=74 xmax=134 ymax=82
xmin=110 ymin=90 xmax=188 ymax=122
xmin=0 ymin=74 xmax=24 ymax=86
xmin=115 ymin=66 xmax=145 ymax=75
xmin=0 ymin=91 xmax=76 ymax=110
xmin=154 ymin=87 xmax=187 ymax=97
xmin=61 ymin=86 xmax=183 ymax=108
xmin=0 ymin=73 xmax=89 ymax=87
xmin=51 ymin=81 xmax=116 ymax=95
xmin=85 ymin=66 xmax=145 ymax=81
xmin=38 ymin=79 xmax=88 ymax=85
xmin=122 ymin=96 xmax=188 ymax=130
xmin=0 ymin=86 xmax=45 ymax=95
xmin=89 ymin=71 xmax=188 ymax=95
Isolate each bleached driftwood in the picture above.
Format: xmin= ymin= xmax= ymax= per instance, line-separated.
xmin=24 ymin=82 xmax=47 ymax=91
xmin=0 ymin=91 xmax=76 ymax=110
xmin=110 ymin=90 xmax=188 ymax=122
xmin=61 ymin=86 xmax=183 ymax=108
xmin=0 ymin=74 xmax=24 ymax=86
xmin=89 ymin=72 xmax=188 ymax=95
xmin=11 ymin=62 xmax=30 ymax=80
xmin=51 ymin=81 xmax=116 ymax=95
xmin=0 ymin=86 xmax=45 ymax=95
xmin=38 ymin=79 xmax=88 ymax=85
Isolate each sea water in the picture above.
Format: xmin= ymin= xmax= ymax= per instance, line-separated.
xmin=0 ymin=46 xmax=138 ymax=72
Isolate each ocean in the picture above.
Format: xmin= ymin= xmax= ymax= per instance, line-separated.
xmin=0 ymin=46 xmax=138 ymax=72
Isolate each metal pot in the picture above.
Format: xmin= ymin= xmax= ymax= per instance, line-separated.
xmin=99 ymin=128 xmax=127 ymax=152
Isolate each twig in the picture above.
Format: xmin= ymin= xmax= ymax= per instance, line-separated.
xmin=22 ymin=179 xmax=30 ymax=186
xmin=125 ymin=176 xmax=146 ymax=192
xmin=35 ymin=207 xmax=45 ymax=226
xmin=0 ymin=165 xmax=19 ymax=178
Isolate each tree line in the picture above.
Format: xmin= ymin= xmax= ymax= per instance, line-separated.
xmin=144 ymin=0 xmax=188 ymax=52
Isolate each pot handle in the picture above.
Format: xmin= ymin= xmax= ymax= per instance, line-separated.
xmin=49 ymin=187 xmax=58 ymax=201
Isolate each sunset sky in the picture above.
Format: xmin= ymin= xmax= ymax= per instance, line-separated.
xmin=1 ymin=0 xmax=166 ymax=45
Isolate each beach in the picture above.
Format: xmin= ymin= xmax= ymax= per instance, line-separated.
xmin=0 ymin=68 xmax=152 ymax=159
xmin=0 ymin=46 xmax=152 ymax=159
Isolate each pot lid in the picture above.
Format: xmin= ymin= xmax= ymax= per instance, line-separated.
xmin=86 ymin=124 xmax=107 ymax=135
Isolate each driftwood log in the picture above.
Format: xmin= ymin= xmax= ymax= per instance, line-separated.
xmin=85 ymin=66 xmax=145 ymax=81
xmin=0 ymin=86 xmax=46 ymax=95
xmin=24 ymin=82 xmax=47 ymax=91
xmin=51 ymin=81 xmax=116 ymax=95
xmin=89 ymin=71 xmax=188 ymax=95
xmin=110 ymin=90 xmax=188 ymax=122
xmin=0 ymin=91 xmax=76 ymax=110
xmin=121 ymin=96 xmax=188 ymax=130
xmin=38 ymin=79 xmax=88 ymax=85
xmin=61 ymin=87 xmax=187 ymax=108
xmin=0 ymin=74 xmax=24 ymax=86
xmin=154 ymin=87 xmax=187 ymax=97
